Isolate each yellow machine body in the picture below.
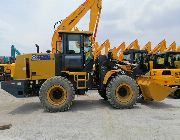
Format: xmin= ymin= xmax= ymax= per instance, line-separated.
xmin=1 ymin=0 xmax=179 ymax=113
xmin=102 ymin=70 xmax=175 ymax=101
xmin=150 ymin=69 xmax=180 ymax=86
xmin=52 ymin=0 xmax=102 ymax=53
xmin=137 ymin=76 xmax=176 ymax=101
xmin=13 ymin=54 xmax=55 ymax=80
xmin=0 ymin=64 xmax=11 ymax=74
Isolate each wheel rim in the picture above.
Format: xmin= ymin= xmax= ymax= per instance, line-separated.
xmin=115 ymin=84 xmax=134 ymax=103
xmin=47 ymin=85 xmax=67 ymax=106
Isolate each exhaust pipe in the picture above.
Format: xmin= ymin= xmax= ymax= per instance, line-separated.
xmin=35 ymin=44 xmax=40 ymax=53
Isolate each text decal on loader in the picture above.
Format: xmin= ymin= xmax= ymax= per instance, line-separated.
xmin=32 ymin=54 xmax=51 ymax=61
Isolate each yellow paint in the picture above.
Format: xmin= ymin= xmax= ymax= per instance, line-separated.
xmin=14 ymin=53 xmax=55 ymax=80
xmin=165 ymin=42 xmax=176 ymax=52
xmin=150 ymin=69 xmax=180 ymax=86
xmin=111 ymin=42 xmax=125 ymax=60
xmin=115 ymin=84 xmax=134 ymax=103
xmin=62 ymin=71 xmax=89 ymax=89
xmin=47 ymin=85 xmax=67 ymax=106
xmin=142 ymin=42 xmax=151 ymax=52
xmin=51 ymin=0 xmax=102 ymax=53
xmin=137 ymin=76 xmax=176 ymax=101
xmin=93 ymin=39 xmax=110 ymax=60
xmin=103 ymin=71 xmax=115 ymax=85
xmin=150 ymin=39 xmax=166 ymax=54
xmin=0 ymin=64 xmax=12 ymax=75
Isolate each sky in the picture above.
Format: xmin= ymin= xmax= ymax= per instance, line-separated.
xmin=0 ymin=0 xmax=180 ymax=56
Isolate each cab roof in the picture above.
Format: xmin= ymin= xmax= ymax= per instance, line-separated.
xmin=124 ymin=49 xmax=148 ymax=54
xmin=58 ymin=30 xmax=93 ymax=35
xmin=157 ymin=51 xmax=180 ymax=55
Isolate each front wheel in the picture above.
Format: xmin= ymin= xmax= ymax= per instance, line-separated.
xmin=106 ymin=75 xmax=139 ymax=109
xmin=39 ymin=76 xmax=75 ymax=112
xmin=172 ymin=89 xmax=180 ymax=99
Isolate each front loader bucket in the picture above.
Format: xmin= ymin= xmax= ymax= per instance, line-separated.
xmin=137 ymin=77 xmax=176 ymax=101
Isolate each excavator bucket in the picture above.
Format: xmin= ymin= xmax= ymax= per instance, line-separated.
xmin=137 ymin=77 xmax=176 ymax=101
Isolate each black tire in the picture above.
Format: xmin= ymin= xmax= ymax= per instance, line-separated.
xmin=39 ymin=76 xmax=75 ymax=112
xmin=106 ymin=75 xmax=139 ymax=109
xmin=98 ymin=89 xmax=108 ymax=100
xmin=172 ymin=89 xmax=180 ymax=99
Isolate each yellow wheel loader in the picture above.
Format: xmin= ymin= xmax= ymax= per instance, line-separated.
xmin=0 ymin=64 xmax=12 ymax=81
xmin=150 ymin=51 xmax=180 ymax=98
xmin=1 ymin=31 xmax=175 ymax=112
xmin=120 ymin=48 xmax=180 ymax=99
xmin=0 ymin=45 xmax=21 ymax=81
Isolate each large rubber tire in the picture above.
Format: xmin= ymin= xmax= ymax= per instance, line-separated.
xmin=39 ymin=76 xmax=75 ymax=112
xmin=98 ymin=89 xmax=108 ymax=100
xmin=106 ymin=75 xmax=139 ymax=109
xmin=172 ymin=89 xmax=180 ymax=99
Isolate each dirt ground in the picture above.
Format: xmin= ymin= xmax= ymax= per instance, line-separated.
xmin=0 ymin=87 xmax=180 ymax=140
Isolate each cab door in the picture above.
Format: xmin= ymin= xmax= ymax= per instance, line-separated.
xmin=63 ymin=34 xmax=84 ymax=71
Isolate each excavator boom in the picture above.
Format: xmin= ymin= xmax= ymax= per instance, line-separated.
xmin=94 ymin=39 xmax=110 ymax=60
xmin=51 ymin=0 xmax=102 ymax=53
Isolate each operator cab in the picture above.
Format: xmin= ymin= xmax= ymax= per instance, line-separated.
xmin=123 ymin=49 xmax=148 ymax=64
xmin=55 ymin=31 xmax=94 ymax=73
xmin=154 ymin=52 xmax=180 ymax=69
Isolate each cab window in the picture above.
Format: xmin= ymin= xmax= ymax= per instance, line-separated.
xmin=123 ymin=54 xmax=131 ymax=61
xmin=134 ymin=53 xmax=141 ymax=63
xmin=154 ymin=54 xmax=165 ymax=69
xmin=157 ymin=57 xmax=165 ymax=65
xmin=168 ymin=54 xmax=180 ymax=68
xmin=67 ymin=35 xmax=81 ymax=54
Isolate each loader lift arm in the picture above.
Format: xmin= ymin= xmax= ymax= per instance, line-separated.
xmin=142 ymin=42 xmax=151 ymax=52
xmin=165 ymin=41 xmax=176 ymax=52
xmin=110 ymin=42 xmax=126 ymax=60
xmin=125 ymin=39 xmax=140 ymax=50
xmin=93 ymin=39 xmax=110 ymax=60
xmin=51 ymin=0 xmax=102 ymax=53
xmin=119 ymin=40 xmax=139 ymax=61
xmin=150 ymin=39 xmax=166 ymax=54
xmin=177 ymin=46 xmax=180 ymax=52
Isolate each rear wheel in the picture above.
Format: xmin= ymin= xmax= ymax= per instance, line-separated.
xmin=39 ymin=76 xmax=75 ymax=112
xmin=106 ymin=75 xmax=139 ymax=109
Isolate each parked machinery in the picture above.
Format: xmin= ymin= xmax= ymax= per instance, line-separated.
xmin=1 ymin=0 xmax=177 ymax=112
xmin=0 ymin=45 xmax=21 ymax=81
xmin=142 ymin=42 xmax=151 ymax=53
xmin=1 ymin=30 xmax=175 ymax=112
xmin=51 ymin=0 xmax=102 ymax=53
xmin=151 ymin=51 xmax=180 ymax=98
xmin=165 ymin=42 xmax=176 ymax=52
xmin=111 ymin=42 xmax=126 ymax=60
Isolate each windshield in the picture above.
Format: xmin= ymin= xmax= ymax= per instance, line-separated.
xmin=168 ymin=53 xmax=180 ymax=68
xmin=123 ymin=54 xmax=131 ymax=61
xmin=134 ymin=53 xmax=142 ymax=63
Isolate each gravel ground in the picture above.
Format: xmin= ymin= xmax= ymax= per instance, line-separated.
xmin=0 ymin=86 xmax=180 ymax=140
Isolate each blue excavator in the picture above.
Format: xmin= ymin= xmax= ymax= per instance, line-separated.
xmin=0 ymin=45 xmax=21 ymax=64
